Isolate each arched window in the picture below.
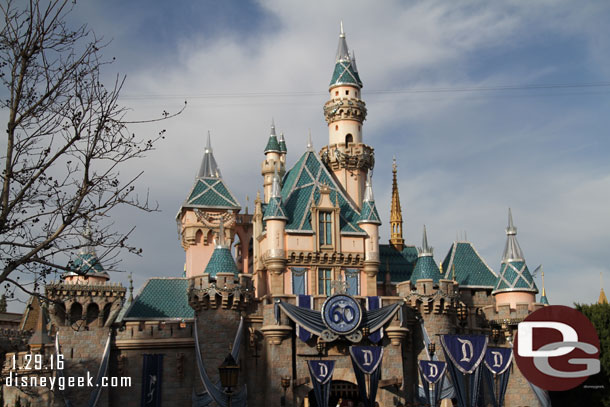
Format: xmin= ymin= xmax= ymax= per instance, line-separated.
xmin=86 ymin=303 xmax=99 ymax=325
xmin=345 ymin=134 xmax=353 ymax=146
xmin=70 ymin=302 xmax=82 ymax=325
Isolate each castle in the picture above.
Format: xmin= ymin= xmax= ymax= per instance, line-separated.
xmin=1 ymin=26 xmax=551 ymax=407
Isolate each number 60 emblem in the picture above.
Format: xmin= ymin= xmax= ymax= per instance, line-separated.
xmin=322 ymin=294 xmax=362 ymax=335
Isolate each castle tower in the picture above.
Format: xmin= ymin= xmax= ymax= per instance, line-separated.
xmin=262 ymin=169 xmax=288 ymax=295
xmin=261 ymin=120 xmax=286 ymax=203
xmin=492 ymin=209 xmax=537 ymax=310
xmin=178 ymin=133 xmax=242 ymax=278
xmin=389 ymin=158 xmax=405 ymax=251
xmin=320 ymin=23 xmax=372 ymax=208
xmin=357 ymin=174 xmax=381 ymax=296
xmin=63 ymin=222 xmax=110 ymax=285
xmin=410 ymin=225 xmax=442 ymax=285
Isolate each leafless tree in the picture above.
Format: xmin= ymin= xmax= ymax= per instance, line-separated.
xmin=0 ymin=0 xmax=184 ymax=300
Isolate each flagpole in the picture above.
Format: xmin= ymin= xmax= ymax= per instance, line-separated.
xmin=430 ymin=382 xmax=434 ymax=407
xmin=494 ymin=373 xmax=499 ymax=407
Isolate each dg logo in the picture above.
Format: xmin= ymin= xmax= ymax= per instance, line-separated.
xmin=514 ymin=305 xmax=601 ymax=391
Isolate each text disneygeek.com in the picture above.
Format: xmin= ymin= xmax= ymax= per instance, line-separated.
xmin=5 ymin=353 xmax=131 ymax=390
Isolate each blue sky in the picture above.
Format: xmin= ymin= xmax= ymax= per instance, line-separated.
xmin=7 ymin=0 xmax=610 ymax=310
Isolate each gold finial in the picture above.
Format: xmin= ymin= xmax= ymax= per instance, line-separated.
xmin=600 ymin=272 xmax=608 ymax=304
xmin=541 ymin=268 xmax=546 ymax=297
xmin=439 ymin=262 xmax=443 ymax=274
xmin=389 ymin=158 xmax=404 ymax=251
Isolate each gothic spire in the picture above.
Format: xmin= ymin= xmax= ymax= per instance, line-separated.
xmin=502 ymin=208 xmax=524 ymax=262
xmin=493 ymin=209 xmax=537 ymax=294
xmin=418 ymin=225 xmax=433 ymax=257
xmin=390 ymin=157 xmax=405 ymax=251
xmin=329 ymin=22 xmax=362 ymax=88
xmin=264 ymin=119 xmax=281 ymax=153
xmin=197 ymin=131 xmax=221 ymax=178
xmin=357 ymin=173 xmax=381 ymax=225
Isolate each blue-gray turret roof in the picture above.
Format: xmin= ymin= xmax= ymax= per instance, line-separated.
xmin=278 ymin=132 xmax=287 ymax=153
xmin=205 ymin=247 xmax=239 ymax=278
xmin=492 ymin=209 xmax=538 ymax=294
xmin=264 ymin=170 xmax=288 ymax=221
xmin=179 ymin=134 xmax=241 ymax=212
xmin=357 ymin=175 xmax=381 ymax=225
xmin=264 ymin=120 xmax=281 ymax=153
xmin=64 ymin=224 xmax=109 ymax=280
xmin=329 ymin=23 xmax=362 ymax=89
xmin=411 ymin=226 xmax=442 ymax=283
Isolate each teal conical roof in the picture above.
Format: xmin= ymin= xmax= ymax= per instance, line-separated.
xmin=64 ymin=223 xmax=109 ymax=280
xmin=329 ymin=24 xmax=362 ymax=89
xmin=492 ymin=209 xmax=537 ymax=294
xmin=278 ymin=132 xmax=287 ymax=153
xmin=205 ymin=246 xmax=239 ymax=279
xmin=264 ymin=120 xmax=281 ymax=153
xmin=179 ymin=134 xmax=241 ymax=212
xmin=264 ymin=170 xmax=288 ymax=221
xmin=357 ymin=175 xmax=381 ymax=225
xmin=411 ymin=226 xmax=442 ymax=283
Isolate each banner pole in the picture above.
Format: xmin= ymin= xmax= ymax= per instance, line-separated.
xmin=465 ymin=375 xmax=470 ymax=407
xmin=494 ymin=373 xmax=499 ymax=407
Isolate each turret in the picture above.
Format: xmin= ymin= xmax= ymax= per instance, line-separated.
xmin=357 ymin=175 xmax=381 ymax=296
xmin=262 ymin=170 xmax=288 ymax=295
xmin=261 ymin=120 xmax=285 ymax=203
xmin=177 ymin=133 xmax=241 ymax=278
xmin=492 ymin=209 xmax=537 ymax=310
xmin=319 ymin=23 xmax=372 ymax=208
xmin=63 ymin=222 xmax=110 ymax=284
xmin=411 ymin=225 xmax=442 ymax=285
xmin=389 ymin=158 xmax=405 ymax=251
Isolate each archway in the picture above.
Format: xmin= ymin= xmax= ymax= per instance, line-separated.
xmin=307 ymin=380 xmax=360 ymax=407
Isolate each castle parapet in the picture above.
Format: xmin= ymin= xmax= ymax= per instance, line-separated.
xmin=188 ymin=273 xmax=253 ymax=310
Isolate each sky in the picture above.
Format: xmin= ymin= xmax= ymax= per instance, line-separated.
xmin=6 ymin=0 xmax=610 ymax=310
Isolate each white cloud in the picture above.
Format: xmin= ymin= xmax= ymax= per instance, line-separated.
xmin=8 ymin=0 xmax=610 ymax=310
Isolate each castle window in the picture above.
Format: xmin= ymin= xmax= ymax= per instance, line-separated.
xmin=292 ymin=268 xmax=307 ymax=295
xmin=335 ymin=90 xmax=339 ymax=96
xmin=345 ymin=134 xmax=353 ymax=146
xmin=345 ymin=90 xmax=349 ymax=95
xmin=335 ymin=124 xmax=339 ymax=131
xmin=319 ymin=211 xmax=332 ymax=246
xmin=318 ymin=269 xmax=332 ymax=296
xmin=345 ymin=269 xmax=359 ymax=296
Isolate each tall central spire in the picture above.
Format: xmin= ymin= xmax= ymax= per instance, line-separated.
xmin=390 ymin=158 xmax=405 ymax=251
xmin=321 ymin=23 xmax=371 ymax=208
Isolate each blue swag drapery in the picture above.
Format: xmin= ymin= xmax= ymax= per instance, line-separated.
xmin=275 ymin=300 xmax=401 ymax=338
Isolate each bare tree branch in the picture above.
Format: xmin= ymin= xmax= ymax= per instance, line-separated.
xmin=0 ymin=0 xmax=185 ymax=301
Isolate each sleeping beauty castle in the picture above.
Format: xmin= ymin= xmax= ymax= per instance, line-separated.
xmin=1 ymin=26 xmax=553 ymax=407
